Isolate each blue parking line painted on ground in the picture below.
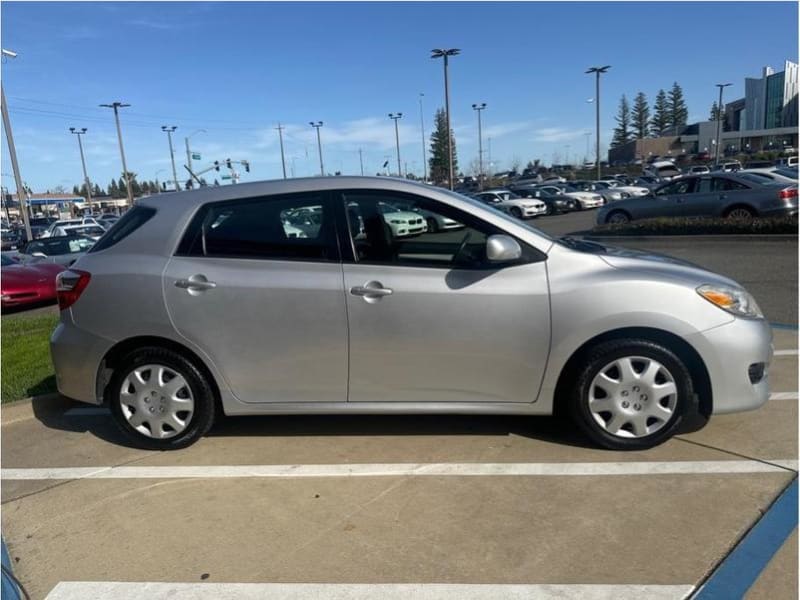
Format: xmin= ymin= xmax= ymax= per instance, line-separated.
xmin=770 ymin=322 xmax=799 ymax=331
xmin=692 ymin=478 xmax=798 ymax=600
xmin=1 ymin=537 xmax=23 ymax=600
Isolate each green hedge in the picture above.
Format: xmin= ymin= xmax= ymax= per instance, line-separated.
xmin=590 ymin=216 xmax=798 ymax=236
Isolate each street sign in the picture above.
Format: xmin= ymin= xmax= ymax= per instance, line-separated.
xmin=191 ymin=153 xmax=201 ymax=160
xmin=220 ymin=175 xmax=232 ymax=180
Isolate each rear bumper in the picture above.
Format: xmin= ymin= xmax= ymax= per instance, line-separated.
xmin=685 ymin=317 xmax=773 ymax=415
xmin=50 ymin=317 xmax=114 ymax=404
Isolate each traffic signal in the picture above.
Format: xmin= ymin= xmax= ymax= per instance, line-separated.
xmin=226 ymin=159 xmax=232 ymax=169
xmin=214 ymin=161 xmax=220 ymax=171
xmin=243 ymin=161 xmax=250 ymax=173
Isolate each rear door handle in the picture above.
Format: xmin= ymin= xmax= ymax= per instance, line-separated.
xmin=350 ymin=281 xmax=393 ymax=301
xmin=175 ymin=275 xmax=217 ymax=292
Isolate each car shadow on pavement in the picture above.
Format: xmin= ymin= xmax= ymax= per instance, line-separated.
xmin=29 ymin=395 xmax=598 ymax=450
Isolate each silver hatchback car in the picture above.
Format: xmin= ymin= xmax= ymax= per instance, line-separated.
xmin=51 ymin=177 xmax=772 ymax=450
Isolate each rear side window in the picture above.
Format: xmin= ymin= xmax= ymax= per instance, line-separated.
xmin=89 ymin=206 xmax=156 ymax=253
xmin=176 ymin=193 xmax=338 ymax=261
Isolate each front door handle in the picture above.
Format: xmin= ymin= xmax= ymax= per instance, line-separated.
xmin=175 ymin=275 xmax=217 ymax=292
xmin=350 ymin=281 xmax=393 ymax=301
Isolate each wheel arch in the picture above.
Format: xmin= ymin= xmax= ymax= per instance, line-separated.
xmin=96 ymin=335 xmax=223 ymax=413
xmin=553 ymin=326 xmax=712 ymax=418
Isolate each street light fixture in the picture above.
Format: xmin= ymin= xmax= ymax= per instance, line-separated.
xmin=472 ymin=103 xmax=486 ymax=190
xmin=388 ymin=113 xmax=403 ymax=177
xmin=161 ymin=125 xmax=179 ymax=191
xmin=585 ymin=65 xmax=611 ymax=180
xmin=419 ymin=93 xmax=427 ymax=182
xmin=431 ymin=48 xmax=460 ymax=189
xmin=69 ymin=127 xmax=94 ymax=210
xmin=100 ymin=102 xmax=133 ymax=205
xmin=309 ymin=121 xmax=324 ymax=176
xmin=714 ymin=83 xmax=732 ymax=166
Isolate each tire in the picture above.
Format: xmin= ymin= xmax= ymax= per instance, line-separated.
xmin=426 ymin=217 xmax=439 ymax=233
xmin=605 ymin=210 xmax=631 ymax=224
xmin=724 ymin=206 xmax=756 ymax=220
xmin=510 ymin=206 xmax=523 ymax=219
xmin=107 ymin=346 xmax=216 ymax=450
xmin=545 ymin=204 xmax=554 ymax=216
xmin=566 ymin=339 xmax=693 ymax=450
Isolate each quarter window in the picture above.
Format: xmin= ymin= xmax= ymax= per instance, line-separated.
xmin=178 ymin=193 xmax=337 ymax=261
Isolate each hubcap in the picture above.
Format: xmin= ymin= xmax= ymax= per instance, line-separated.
xmin=728 ymin=208 xmax=752 ymax=220
xmin=588 ymin=356 xmax=678 ymax=438
xmin=119 ymin=364 xmax=195 ymax=439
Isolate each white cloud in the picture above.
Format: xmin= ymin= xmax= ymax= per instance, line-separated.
xmin=532 ymin=127 xmax=588 ymax=143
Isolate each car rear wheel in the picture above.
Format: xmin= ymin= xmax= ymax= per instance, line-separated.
xmin=605 ymin=210 xmax=631 ymax=224
xmin=567 ymin=339 xmax=692 ymax=450
xmin=724 ymin=206 xmax=756 ymax=220
xmin=108 ymin=347 xmax=216 ymax=450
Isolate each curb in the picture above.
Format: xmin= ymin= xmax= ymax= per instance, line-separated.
xmin=0 ymin=393 xmax=70 ymax=426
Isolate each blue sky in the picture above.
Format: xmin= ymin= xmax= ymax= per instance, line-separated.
xmin=1 ymin=1 xmax=798 ymax=192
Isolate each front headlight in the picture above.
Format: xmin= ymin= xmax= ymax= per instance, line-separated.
xmin=697 ymin=284 xmax=764 ymax=319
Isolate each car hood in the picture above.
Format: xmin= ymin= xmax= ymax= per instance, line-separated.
xmin=594 ymin=242 xmax=741 ymax=289
xmin=384 ymin=211 xmax=423 ymax=221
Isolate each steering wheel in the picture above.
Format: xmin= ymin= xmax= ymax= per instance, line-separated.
xmin=451 ymin=231 xmax=473 ymax=266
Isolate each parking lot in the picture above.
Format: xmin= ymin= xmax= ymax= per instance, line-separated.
xmin=0 ymin=207 xmax=796 ymax=599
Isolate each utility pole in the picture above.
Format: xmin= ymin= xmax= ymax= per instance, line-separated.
xmin=358 ymin=148 xmax=364 ymax=176
xmin=419 ymin=93 xmax=428 ymax=182
xmin=472 ymin=103 xmax=486 ymax=190
xmin=309 ymin=121 xmax=324 ymax=175
xmin=185 ymin=129 xmax=206 ymax=184
xmin=1 ymin=50 xmax=32 ymax=241
xmin=161 ymin=126 xmax=179 ymax=191
xmin=100 ymin=101 xmax=133 ymax=205
xmin=389 ymin=113 xmax=403 ymax=177
xmin=275 ymin=123 xmax=287 ymax=179
xmin=431 ymin=48 xmax=460 ymax=190
xmin=714 ymin=83 xmax=732 ymax=166
xmin=586 ymin=66 xmax=610 ymax=180
xmin=69 ymin=127 xmax=93 ymax=210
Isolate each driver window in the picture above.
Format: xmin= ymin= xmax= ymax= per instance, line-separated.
xmin=657 ymin=179 xmax=695 ymax=196
xmin=342 ymin=191 xmax=503 ymax=269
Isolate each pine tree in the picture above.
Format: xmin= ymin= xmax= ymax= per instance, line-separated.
xmin=650 ymin=89 xmax=670 ymax=136
xmin=109 ymin=179 xmax=119 ymax=198
xmin=632 ymin=92 xmax=650 ymax=140
xmin=72 ymin=185 xmax=80 ymax=196
xmin=709 ymin=101 xmax=721 ymax=121
xmin=79 ymin=183 xmax=89 ymax=198
xmin=611 ymin=95 xmax=633 ymax=148
xmin=118 ymin=177 xmax=127 ymax=198
xmin=667 ymin=82 xmax=689 ymax=129
xmin=428 ymin=108 xmax=458 ymax=186
xmin=93 ymin=184 xmax=103 ymax=197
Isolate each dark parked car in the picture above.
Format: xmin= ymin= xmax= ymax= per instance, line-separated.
xmin=513 ymin=187 xmax=580 ymax=214
xmin=16 ymin=235 xmax=95 ymax=266
xmin=596 ymin=173 xmax=798 ymax=224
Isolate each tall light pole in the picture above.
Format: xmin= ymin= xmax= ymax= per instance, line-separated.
xmin=69 ymin=127 xmax=93 ymax=210
xmin=309 ymin=121 xmax=324 ymax=176
xmin=2 ymin=48 xmax=32 ymax=241
xmin=586 ymin=65 xmax=610 ymax=180
xmin=358 ymin=148 xmax=364 ymax=176
xmin=185 ymin=128 xmax=206 ymax=181
xmin=431 ymin=48 xmax=460 ymax=190
xmin=714 ymin=83 xmax=732 ymax=166
xmin=472 ymin=103 xmax=486 ymax=190
xmin=419 ymin=93 xmax=428 ymax=182
xmin=100 ymin=101 xmax=133 ymax=205
xmin=275 ymin=123 xmax=287 ymax=179
xmin=161 ymin=125 xmax=179 ymax=191
xmin=389 ymin=113 xmax=403 ymax=177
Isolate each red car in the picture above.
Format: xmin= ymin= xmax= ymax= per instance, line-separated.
xmin=1 ymin=254 xmax=65 ymax=309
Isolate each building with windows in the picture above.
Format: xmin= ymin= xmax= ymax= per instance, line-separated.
xmin=608 ymin=60 xmax=798 ymax=164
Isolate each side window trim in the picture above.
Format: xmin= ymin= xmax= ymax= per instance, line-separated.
xmin=174 ymin=191 xmax=341 ymax=263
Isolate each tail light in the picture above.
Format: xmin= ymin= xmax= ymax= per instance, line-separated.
xmin=779 ymin=188 xmax=798 ymax=201
xmin=56 ymin=269 xmax=91 ymax=310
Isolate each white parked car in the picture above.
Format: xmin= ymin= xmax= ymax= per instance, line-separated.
xmin=536 ymin=185 xmax=604 ymax=210
xmin=739 ymin=167 xmax=798 ymax=185
xmin=41 ymin=217 xmax=100 ymax=238
xmin=472 ymin=190 xmax=548 ymax=218
xmin=599 ymin=181 xmax=652 ymax=198
xmin=643 ymin=160 xmax=683 ymax=182
xmin=378 ymin=202 xmax=428 ymax=237
xmin=51 ymin=224 xmax=106 ymax=241
xmin=686 ymin=166 xmax=711 ymax=175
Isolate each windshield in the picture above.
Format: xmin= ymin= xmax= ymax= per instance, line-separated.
xmin=26 ymin=236 xmax=94 ymax=255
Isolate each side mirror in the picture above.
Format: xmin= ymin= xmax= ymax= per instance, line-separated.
xmin=486 ymin=234 xmax=522 ymax=263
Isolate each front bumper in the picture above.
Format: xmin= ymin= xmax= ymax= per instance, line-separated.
xmin=522 ymin=206 xmax=547 ymax=217
xmin=685 ymin=317 xmax=773 ymax=415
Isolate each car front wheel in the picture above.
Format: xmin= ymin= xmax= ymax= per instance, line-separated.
xmin=567 ymin=339 xmax=692 ymax=450
xmin=108 ymin=347 xmax=216 ymax=450
xmin=605 ymin=210 xmax=631 ymax=224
